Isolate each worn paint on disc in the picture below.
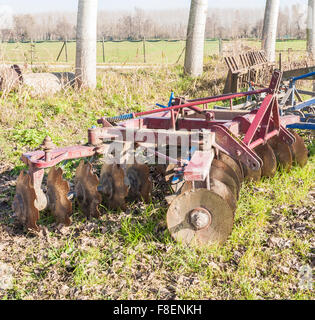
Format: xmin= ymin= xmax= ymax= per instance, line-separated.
xmin=47 ymin=166 xmax=72 ymax=225
xmin=254 ymin=143 xmax=277 ymax=178
xmin=13 ymin=171 xmax=40 ymax=231
xmin=167 ymin=189 xmax=234 ymax=246
xmin=75 ymin=160 xmax=102 ymax=219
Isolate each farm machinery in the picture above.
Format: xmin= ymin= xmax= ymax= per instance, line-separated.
xmin=279 ymin=70 xmax=315 ymax=131
xmin=13 ymin=70 xmax=309 ymax=246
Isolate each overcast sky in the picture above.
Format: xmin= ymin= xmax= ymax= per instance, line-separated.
xmin=0 ymin=0 xmax=307 ymax=14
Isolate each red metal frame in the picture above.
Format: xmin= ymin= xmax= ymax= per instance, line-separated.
xmin=20 ymin=70 xmax=299 ymax=186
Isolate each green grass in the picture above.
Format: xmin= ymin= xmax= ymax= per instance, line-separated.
xmin=0 ymin=62 xmax=314 ymax=300
xmin=0 ymin=39 xmax=308 ymax=65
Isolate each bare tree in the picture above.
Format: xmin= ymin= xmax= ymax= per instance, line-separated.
xmin=14 ymin=14 xmax=36 ymax=41
xmin=55 ymin=16 xmax=74 ymax=40
xmin=307 ymin=0 xmax=315 ymax=59
xmin=6 ymin=5 xmax=310 ymax=43
xmin=262 ymin=0 xmax=280 ymax=62
xmin=75 ymin=0 xmax=98 ymax=89
xmin=184 ymin=0 xmax=208 ymax=76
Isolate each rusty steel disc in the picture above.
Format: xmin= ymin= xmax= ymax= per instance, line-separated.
xmin=268 ymin=136 xmax=293 ymax=172
xmin=167 ymin=189 xmax=234 ymax=246
xmin=254 ymin=143 xmax=277 ymax=178
xmin=212 ymin=159 xmax=241 ymax=192
xmin=289 ymin=130 xmax=308 ymax=168
xmin=242 ymin=163 xmax=262 ymax=182
xmin=126 ymin=163 xmax=152 ymax=203
xmin=75 ymin=160 xmax=102 ymax=219
xmin=47 ymin=167 xmax=72 ymax=226
xmin=100 ymin=163 xmax=128 ymax=210
xmin=13 ymin=171 xmax=40 ymax=231
xmin=210 ymin=161 xmax=240 ymax=200
xmin=218 ymin=152 xmax=244 ymax=183
xmin=181 ymin=178 xmax=237 ymax=213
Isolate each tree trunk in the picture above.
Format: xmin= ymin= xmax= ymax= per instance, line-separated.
xmin=75 ymin=0 xmax=98 ymax=89
xmin=184 ymin=0 xmax=208 ymax=77
xmin=307 ymin=0 xmax=315 ymax=60
xmin=262 ymin=0 xmax=280 ymax=63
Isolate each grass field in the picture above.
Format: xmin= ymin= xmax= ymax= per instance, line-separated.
xmin=0 ymin=60 xmax=314 ymax=300
xmin=0 ymin=39 xmax=309 ymax=65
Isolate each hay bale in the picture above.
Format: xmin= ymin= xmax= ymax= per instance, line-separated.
xmin=0 ymin=64 xmax=75 ymax=96
xmin=0 ymin=65 xmax=22 ymax=92
xmin=23 ymin=72 xmax=75 ymax=95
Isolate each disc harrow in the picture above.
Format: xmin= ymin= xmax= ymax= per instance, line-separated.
xmin=13 ymin=70 xmax=309 ymax=246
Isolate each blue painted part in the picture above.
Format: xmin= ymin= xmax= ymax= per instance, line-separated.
xmin=156 ymin=92 xmax=175 ymax=109
xmin=287 ymin=123 xmax=315 ymax=130
xmin=168 ymin=92 xmax=175 ymax=108
xmin=300 ymin=117 xmax=315 ymax=123
xmin=247 ymin=83 xmax=254 ymax=102
xmin=303 ymin=113 xmax=315 ymax=119
xmin=156 ymin=103 xmax=167 ymax=108
xmin=289 ymin=98 xmax=315 ymax=111
xmin=107 ymin=113 xmax=133 ymax=122
xmin=289 ymin=72 xmax=315 ymax=107
xmin=170 ymin=146 xmax=198 ymax=184
xmin=292 ymin=71 xmax=315 ymax=82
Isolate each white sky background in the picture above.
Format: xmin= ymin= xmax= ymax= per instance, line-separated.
xmin=0 ymin=0 xmax=308 ymax=14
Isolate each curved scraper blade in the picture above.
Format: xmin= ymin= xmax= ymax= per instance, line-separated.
xmin=210 ymin=160 xmax=240 ymax=200
xmin=47 ymin=167 xmax=72 ymax=226
xmin=289 ymin=130 xmax=308 ymax=168
xmin=100 ymin=163 xmax=128 ymax=209
xmin=254 ymin=143 xmax=277 ymax=178
xmin=218 ymin=152 xmax=244 ymax=183
xmin=167 ymin=189 xmax=234 ymax=246
xmin=13 ymin=171 xmax=40 ymax=231
xmin=242 ymin=163 xmax=262 ymax=182
xmin=75 ymin=160 xmax=102 ymax=219
xmin=126 ymin=163 xmax=152 ymax=203
xmin=212 ymin=159 xmax=241 ymax=190
xmin=268 ymin=136 xmax=293 ymax=172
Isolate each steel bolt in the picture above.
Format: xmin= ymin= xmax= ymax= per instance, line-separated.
xmin=41 ymin=136 xmax=55 ymax=162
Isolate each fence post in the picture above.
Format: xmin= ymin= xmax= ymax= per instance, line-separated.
xmin=30 ymin=39 xmax=35 ymax=66
xmin=65 ymin=39 xmax=68 ymax=62
xmin=56 ymin=41 xmax=66 ymax=62
xmin=143 ymin=37 xmax=146 ymax=63
xmin=102 ymin=37 xmax=105 ymax=63
xmin=176 ymin=45 xmax=186 ymax=64
xmin=219 ymin=38 xmax=223 ymax=56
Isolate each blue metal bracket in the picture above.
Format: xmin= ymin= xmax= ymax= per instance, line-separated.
xmin=171 ymin=146 xmax=197 ymax=185
xmin=287 ymin=122 xmax=315 ymax=130
xmin=156 ymin=92 xmax=175 ymax=109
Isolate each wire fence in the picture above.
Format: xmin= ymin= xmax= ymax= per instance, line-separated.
xmin=0 ymin=39 xmax=308 ymax=66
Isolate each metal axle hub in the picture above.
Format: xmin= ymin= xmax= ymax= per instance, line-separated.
xmin=190 ymin=207 xmax=212 ymax=230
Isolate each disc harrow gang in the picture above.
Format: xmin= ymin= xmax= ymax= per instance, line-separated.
xmin=13 ymin=171 xmax=40 ymax=231
xmin=75 ymin=160 xmax=102 ymax=219
xmin=99 ymin=163 xmax=128 ymax=210
xmin=13 ymin=70 xmax=309 ymax=246
xmin=47 ymin=166 xmax=72 ymax=226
